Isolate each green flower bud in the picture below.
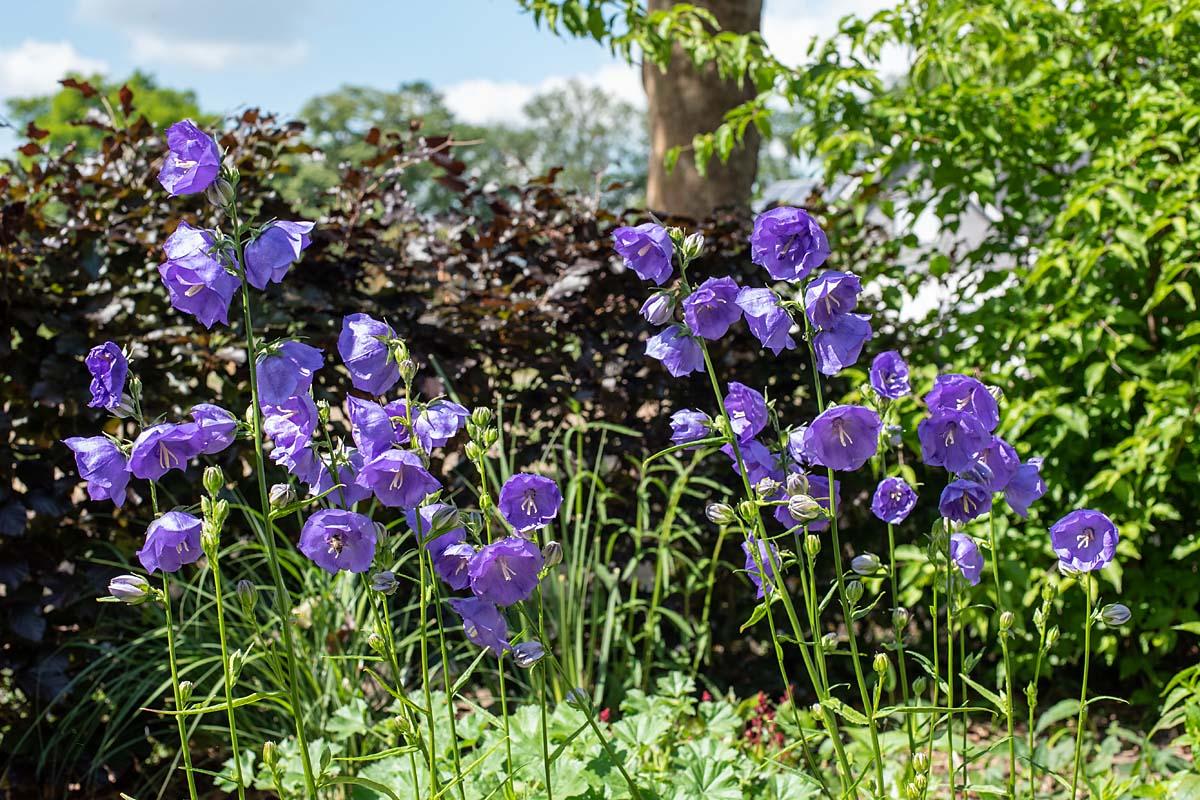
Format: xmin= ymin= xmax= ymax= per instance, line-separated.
xmin=1041 ymin=582 xmax=1056 ymax=603
xmin=108 ymin=574 xmax=151 ymax=605
xmin=913 ymin=676 xmax=928 ymax=696
xmin=821 ymin=632 xmax=838 ymax=653
xmin=681 ymin=231 xmax=706 ymax=261
xmin=541 ymin=541 xmax=563 ymax=569
xmin=851 ymin=553 xmax=881 ymax=575
xmin=471 ymin=407 xmax=494 ymax=428
xmin=399 ymin=358 xmax=417 ymax=383
xmin=367 ymin=632 xmax=386 ymax=655
xmin=1100 ymin=603 xmax=1131 ymax=627
xmin=1000 ymin=610 xmax=1015 ymax=632
xmin=873 ymin=653 xmax=889 ymax=675
xmin=1045 ymin=625 xmax=1060 ymax=651
xmin=755 ymin=476 xmax=781 ymax=499
xmin=912 ymin=751 xmax=929 ymax=773
xmin=565 ymin=687 xmax=590 ymax=711
xmin=178 ymin=680 xmax=194 ymax=705
xmin=262 ymin=741 xmax=279 ymax=770
xmin=203 ymin=465 xmax=224 ymax=498
xmin=737 ymin=500 xmax=758 ymax=521
xmin=892 ymin=606 xmax=910 ymax=629
xmin=204 ymin=178 xmax=235 ymax=208
xmin=785 ymin=471 xmax=809 ymax=497
xmin=316 ymin=399 xmax=331 ymax=427
xmin=229 ymin=649 xmax=246 ymax=684
xmin=237 ymin=579 xmax=257 ymax=615
xmin=905 ymin=782 xmax=921 ymax=800
xmin=788 ymin=494 xmax=822 ymax=523
xmin=846 ymin=580 xmax=865 ymax=605
xmin=805 ymin=534 xmax=821 ymax=558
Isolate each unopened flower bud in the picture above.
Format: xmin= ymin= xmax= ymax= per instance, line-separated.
xmin=316 ymin=398 xmax=331 ymax=426
xmin=846 ymin=580 xmax=865 ymax=605
xmin=912 ymin=676 xmax=928 ymax=696
xmin=237 ymin=579 xmax=257 ymax=614
xmin=204 ymin=178 xmax=235 ymax=208
xmin=203 ymin=465 xmax=224 ymax=498
xmin=1100 ymin=603 xmax=1131 ymax=627
xmin=851 ymin=553 xmax=881 ymax=576
xmin=804 ymin=534 xmax=821 ymax=558
xmin=681 ymin=231 xmax=706 ymax=261
xmin=821 ymin=632 xmax=838 ymax=652
xmin=640 ymin=292 xmax=675 ymax=325
xmin=755 ymin=476 xmax=781 ymax=499
xmin=1033 ymin=607 xmax=1046 ymax=628
xmin=388 ymin=714 xmax=415 ymax=740
xmin=1045 ymin=625 xmax=1060 ymax=651
xmin=367 ymin=632 xmax=386 ymax=654
xmin=999 ymin=611 xmax=1015 ymax=632
xmin=873 ymin=653 xmax=889 ymax=675
xmin=178 ymin=680 xmax=194 ymax=705
xmin=912 ymin=751 xmax=929 ymax=773
xmin=706 ymin=503 xmax=736 ymax=525
xmin=541 ymin=541 xmax=563 ymax=569
xmin=1041 ymin=583 xmax=1056 ymax=603
xmin=108 ymin=574 xmax=150 ymax=605
xmin=429 ymin=504 xmax=459 ymax=532
xmin=200 ymin=526 xmax=219 ymax=554
xmin=229 ymin=649 xmax=246 ymax=683
xmin=892 ymin=606 xmax=910 ymax=629
xmin=905 ymin=782 xmax=921 ymax=800
xmin=269 ymin=483 xmax=295 ymax=510
xmin=565 ymin=687 xmax=590 ymax=710
xmin=886 ymin=424 xmax=903 ymax=447
xmin=399 ymin=359 xmax=417 ymax=383
xmin=371 ymin=571 xmax=399 ymax=595
xmin=788 ymin=494 xmax=822 ymax=523
xmin=512 ymin=641 xmax=546 ymax=668
xmin=913 ymin=773 xmax=928 ymax=792
xmin=737 ymin=500 xmax=757 ymax=521
xmin=785 ymin=471 xmax=809 ymax=497
xmin=464 ymin=441 xmax=484 ymax=461
xmin=262 ymin=741 xmax=279 ymax=770
xmin=471 ymin=407 xmax=493 ymax=428
xmin=810 ymin=702 xmax=823 ymax=721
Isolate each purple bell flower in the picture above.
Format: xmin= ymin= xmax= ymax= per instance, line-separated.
xmin=798 ymin=405 xmax=882 ymax=472
xmin=244 ymin=221 xmax=314 ymax=290
xmin=313 ymin=449 xmax=373 ymax=508
xmin=804 ymin=271 xmax=862 ymax=330
xmin=669 ymin=409 xmax=711 ymax=447
xmin=163 ymin=221 xmax=215 ymax=260
xmin=158 ymin=120 xmax=220 ymax=196
xmin=925 ymin=374 xmax=1000 ymax=432
xmin=741 ymin=536 xmax=781 ymax=598
xmin=949 ymin=533 xmax=984 ymax=586
xmin=722 ymin=439 xmax=783 ymax=486
xmin=346 ymin=395 xmax=397 ymax=460
xmin=1005 ymin=458 xmax=1047 ymax=518
xmin=410 ymin=503 xmax=474 ymax=590
xmin=448 ymin=597 xmax=510 ymax=655
xmin=870 ymin=351 xmax=911 ymax=400
xmin=645 ymin=326 xmax=704 ymax=376
xmin=917 ymin=410 xmax=991 ymax=473
xmin=468 ymin=536 xmax=544 ymax=606
xmin=85 ymin=342 xmax=128 ymax=410
xmin=158 ymin=251 xmax=241 ymax=329
xmin=356 ymin=450 xmax=440 ymax=509
xmin=612 ymin=223 xmax=673 ymax=285
xmin=263 ymin=394 xmax=318 ymax=451
xmin=338 ymin=313 xmax=400 ymax=396
xmin=812 ymin=313 xmax=872 ymax=375
xmin=640 ymin=292 xmax=675 ymax=326
xmin=138 ymin=511 xmax=204 ymax=574
xmin=682 ymin=276 xmax=742 ymax=340
xmin=256 ymin=342 xmax=323 ymax=407
xmin=129 ymin=423 xmax=202 ymax=481
xmin=939 ymin=479 xmax=992 ymax=523
xmin=384 ymin=399 xmax=413 ymax=444
xmin=973 ymin=436 xmax=1019 ymax=493
xmin=298 ymin=509 xmax=377 ymax=574
xmin=63 ymin=436 xmax=130 ymax=507
xmin=724 ymin=382 xmax=768 ymax=443
xmin=749 ymin=206 xmax=830 ymax=282
xmin=871 ymin=476 xmax=917 ymax=524
xmin=189 ymin=403 xmax=237 ymax=455
xmin=1049 ymin=509 xmax=1118 ymax=572
xmin=736 ymin=287 xmax=796 ymax=355
xmin=498 ymin=473 xmax=563 ymax=533
xmin=414 ymin=399 xmax=470 ymax=452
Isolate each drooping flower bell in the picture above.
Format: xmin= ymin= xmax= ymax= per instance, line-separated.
xmin=749 ymin=206 xmax=829 ymax=282
xmin=804 ymin=270 xmax=862 ymax=330
xmin=972 ymin=436 xmax=1019 ymax=493
xmin=917 ymin=410 xmax=991 ymax=473
xmin=612 ymin=223 xmax=674 ymax=285
xmin=338 ymin=313 xmax=401 ymax=396
xmin=871 ymin=476 xmax=917 ymax=524
xmin=63 ymin=435 xmax=131 ymax=506
xmin=448 ymin=596 xmax=510 ymax=655
xmin=298 ymin=509 xmax=377 ymax=574
xmin=938 ymin=479 xmax=992 ymax=523
xmin=741 ymin=535 xmax=781 ymax=598
xmin=497 ymin=473 xmax=563 ymax=533
xmin=346 ymin=395 xmax=398 ymax=460
xmin=798 ymin=405 xmax=882 ymax=472
xmin=85 ymin=342 xmax=128 ymax=410
xmin=924 ymin=374 xmax=1000 ymax=432
xmin=410 ymin=504 xmax=474 ymax=590
xmin=414 ymin=399 xmax=470 ymax=452
xmin=137 ymin=511 xmax=203 ymax=574
xmin=948 ymin=532 xmax=984 ymax=586
xmin=312 ymin=449 xmax=373 ymax=508
xmin=256 ymin=342 xmax=323 ymax=407
xmin=736 ymin=287 xmax=796 ymax=355
xmin=1049 ymin=509 xmax=1118 ymax=572
xmin=724 ymin=382 xmax=768 ymax=443
xmin=158 ymin=119 xmax=220 ymax=196
xmin=812 ymin=313 xmax=872 ymax=376
xmin=158 ymin=241 xmax=241 ymax=329
xmin=669 ymin=409 xmax=711 ymax=447
xmin=645 ymin=325 xmax=704 ymax=377
xmin=869 ymin=351 xmax=911 ymax=400
xmin=356 ymin=450 xmax=440 ymax=509
xmin=244 ymin=221 xmax=315 ymax=290
xmin=188 ymin=403 xmax=237 ymax=455
xmin=682 ymin=276 xmax=742 ymax=340
xmin=468 ymin=537 xmax=544 ymax=606
xmin=129 ymin=422 xmax=203 ymax=481
xmin=1004 ymin=458 xmax=1047 ymax=518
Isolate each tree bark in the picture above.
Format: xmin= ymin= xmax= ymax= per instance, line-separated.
xmin=643 ymin=0 xmax=762 ymax=219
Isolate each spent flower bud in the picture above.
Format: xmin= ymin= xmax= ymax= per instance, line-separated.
xmin=788 ymin=494 xmax=822 ymax=523
xmin=203 ymin=465 xmax=224 ymax=498
xmin=851 ymin=553 xmax=881 ymax=575
xmin=108 ymin=574 xmax=151 ymax=605
xmin=371 ymin=571 xmax=399 ymax=595
xmin=1100 ymin=603 xmax=1131 ymax=627
xmin=755 ymin=476 xmax=781 ymax=499
xmin=269 ymin=483 xmax=296 ymax=510
xmin=565 ymin=687 xmax=590 ymax=711
xmin=541 ymin=541 xmax=563 ymax=569
xmin=821 ymin=632 xmax=838 ymax=652
xmin=705 ymin=503 xmax=736 ymax=525
xmin=512 ymin=641 xmax=546 ymax=668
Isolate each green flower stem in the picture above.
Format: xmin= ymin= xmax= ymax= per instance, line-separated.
xmin=429 ymin=574 xmax=468 ymax=800
xmin=1027 ymin=598 xmax=1051 ymax=799
xmin=209 ymin=548 xmax=247 ymax=799
xmin=1071 ymin=575 xmax=1094 ymax=797
xmin=229 ymin=198 xmax=318 ymax=798
xmin=538 ymin=660 xmax=555 ymax=800
xmin=365 ymin=585 xmax=423 ymax=791
xmin=415 ymin=545 xmax=442 ymax=795
xmin=987 ymin=512 xmax=1017 ymax=796
xmin=921 ymin=577 xmax=940 ymax=800
xmin=498 ymin=656 xmax=516 ymax=799
xmin=880 ymin=449 xmax=917 ymax=758
xmin=945 ymin=550 xmax=956 ymax=800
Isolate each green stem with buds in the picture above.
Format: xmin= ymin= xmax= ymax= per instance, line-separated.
xmin=209 ymin=545 xmax=246 ymax=798
xmin=1071 ymin=575 xmax=1094 ymax=798
xmin=987 ymin=512 xmax=1017 ymax=795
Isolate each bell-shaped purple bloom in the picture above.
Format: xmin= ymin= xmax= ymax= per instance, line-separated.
xmin=669 ymin=409 xmax=711 ymax=447
xmin=949 ymin=533 xmax=984 ymax=586
xmin=722 ymin=439 xmax=783 ymax=486
xmin=749 ymin=206 xmax=830 ymax=282
xmin=804 ymin=271 xmax=862 ymax=330
xmin=645 ymin=326 xmax=704 ymax=377
xmin=682 ymin=276 xmax=742 ymax=340
xmin=313 ymin=449 xmax=373 ymax=508
xmin=410 ymin=503 xmax=474 ymax=590
xmin=63 ymin=436 xmax=130 ymax=507
xmin=498 ymin=473 xmax=563 ymax=533
xmin=1049 ymin=509 xmax=1118 ymax=572
xmin=812 ymin=313 xmax=872 ymax=376
xmin=640 ymin=292 xmax=675 ymax=326
xmin=724 ymin=382 xmax=768 ymax=443
xmin=870 ymin=351 xmax=911 ymax=400
xmin=164 ymin=221 xmax=215 ymax=260
xmin=972 ymin=436 xmax=1019 ymax=493
xmin=917 ymin=410 xmax=991 ymax=473
xmin=741 ymin=536 xmax=781 ymax=598
xmin=263 ymin=393 xmax=318 ymax=451
xmin=736 ymin=287 xmax=796 ymax=355
xmin=138 ymin=511 xmax=204 ymax=574
xmin=338 ymin=313 xmax=400 ymax=396
xmin=256 ymin=342 xmax=323 ymax=407
xmin=158 ymin=251 xmax=241 ymax=329
xmin=799 ymin=405 xmax=882 ymax=472
xmin=383 ymin=399 xmax=413 ymax=444
xmin=1005 ymin=458 xmax=1047 ymax=518
xmin=85 ymin=342 xmax=128 ymax=410
xmin=244 ymin=221 xmax=315 ymax=290
xmin=189 ymin=403 xmax=237 ymax=455
xmin=356 ymin=450 xmax=440 ymax=508
xmin=346 ymin=395 xmax=397 ymax=460
xmin=939 ymin=479 xmax=992 ymax=523
xmin=129 ymin=422 xmax=202 ymax=481
xmin=612 ymin=223 xmax=673 ymax=285
xmin=298 ymin=509 xmax=377 ymax=575
xmin=274 ymin=440 xmax=325 ymax=487
xmin=872 ymin=476 xmax=917 ymax=524
xmin=158 ymin=120 xmax=220 ymax=196
xmin=414 ymin=399 xmax=470 ymax=452
xmin=468 ymin=536 xmax=544 ymax=606
xmin=448 ymin=596 xmax=510 ymax=655
xmin=925 ymin=374 xmax=1000 ymax=432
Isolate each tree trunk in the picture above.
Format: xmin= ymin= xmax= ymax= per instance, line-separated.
xmin=643 ymin=0 xmax=762 ymax=219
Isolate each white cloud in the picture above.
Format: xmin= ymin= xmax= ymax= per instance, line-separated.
xmin=128 ymin=32 xmax=309 ymax=71
xmin=0 ymin=40 xmax=108 ymax=99
xmin=444 ymin=64 xmax=642 ymax=126
xmin=762 ymin=0 xmax=908 ymax=77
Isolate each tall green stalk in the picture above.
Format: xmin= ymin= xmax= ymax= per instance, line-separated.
xmin=160 ymin=573 xmax=199 ymax=800
xmin=880 ymin=450 xmax=917 ymax=757
xmin=945 ymin=551 xmax=956 ymax=800
xmin=1026 ymin=589 xmax=1053 ymax=799
xmin=987 ymin=512 xmax=1017 ymax=794
xmin=1071 ymin=575 xmax=1094 ymax=797
xmin=209 ymin=548 xmax=246 ymax=799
